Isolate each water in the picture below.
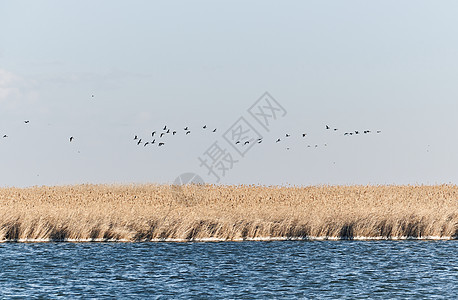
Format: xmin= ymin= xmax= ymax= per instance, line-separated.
xmin=0 ymin=241 xmax=456 ymax=299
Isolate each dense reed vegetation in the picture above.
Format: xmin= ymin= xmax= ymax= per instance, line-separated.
xmin=0 ymin=184 xmax=457 ymax=242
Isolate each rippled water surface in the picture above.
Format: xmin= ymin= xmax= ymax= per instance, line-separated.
xmin=0 ymin=241 xmax=457 ymax=299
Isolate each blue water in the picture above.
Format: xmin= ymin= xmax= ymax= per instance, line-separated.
xmin=0 ymin=241 xmax=456 ymax=299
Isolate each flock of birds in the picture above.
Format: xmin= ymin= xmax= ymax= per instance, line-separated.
xmin=130 ymin=123 xmax=382 ymax=150
xmin=1 ymin=110 xmax=382 ymax=151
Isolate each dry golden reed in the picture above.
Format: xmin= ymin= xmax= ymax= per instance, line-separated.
xmin=0 ymin=184 xmax=457 ymax=242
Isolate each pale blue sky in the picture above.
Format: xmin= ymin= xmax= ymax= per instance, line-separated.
xmin=1 ymin=1 xmax=458 ymax=187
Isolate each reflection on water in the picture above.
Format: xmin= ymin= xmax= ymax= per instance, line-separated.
xmin=0 ymin=241 xmax=457 ymax=299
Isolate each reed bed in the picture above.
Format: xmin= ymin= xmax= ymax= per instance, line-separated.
xmin=0 ymin=184 xmax=457 ymax=242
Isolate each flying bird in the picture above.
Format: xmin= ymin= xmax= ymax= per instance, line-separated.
xmin=160 ymin=133 xmax=165 ymax=138
xmin=276 ymin=138 xmax=281 ymax=143
xmin=173 ymin=131 xmax=177 ymax=135
xmin=152 ymin=139 xmax=156 ymax=144
xmin=137 ymin=139 xmax=142 ymax=145
xmin=3 ymin=135 xmax=7 ymax=138
xmin=244 ymin=141 xmax=250 ymax=145
xmin=184 ymin=127 xmax=189 ymax=130
xmin=24 ymin=120 xmax=29 ymax=124
xmin=134 ymin=135 xmax=138 ymax=140
xmin=144 ymin=142 xmax=149 ymax=147
xmin=163 ymin=125 xmax=167 ymax=130
xmin=285 ymin=134 xmax=290 ymax=137
xmin=152 ymin=131 xmax=156 ymax=137
xmin=377 ymin=130 xmax=382 ymax=133
xmin=213 ymin=128 xmax=217 ymax=132
xmin=158 ymin=142 xmax=165 ymax=146
xmin=70 ymin=137 xmax=74 ymax=142
xmin=186 ymin=131 xmax=191 ymax=135
xmin=257 ymin=138 xmax=263 ymax=144
xmin=302 ymin=133 xmax=307 ymax=137
xmin=236 ymin=141 xmax=241 ymax=144
xmin=203 ymin=125 xmax=207 ymax=129
xmin=326 ymin=125 xmax=330 ymax=130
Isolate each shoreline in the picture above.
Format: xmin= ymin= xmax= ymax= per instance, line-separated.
xmin=0 ymin=236 xmax=456 ymax=243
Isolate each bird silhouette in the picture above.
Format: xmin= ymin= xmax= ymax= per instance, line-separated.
xmin=203 ymin=125 xmax=207 ymax=129
xmin=160 ymin=133 xmax=165 ymax=138
xmin=144 ymin=142 xmax=149 ymax=147
xmin=24 ymin=120 xmax=29 ymax=124
xmin=3 ymin=135 xmax=7 ymax=138
xmin=158 ymin=142 xmax=165 ymax=146
xmin=326 ymin=125 xmax=330 ymax=130
xmin=244 ymin=141 xmax=250 ymax=145
xmin=163 ymin=125 xmax=167 ymax=130
xmin=184 ymin=127 xmax=189 ymax=131
xmin=355 ymin=131 xmax=359 ymax=134
xmin=134 ymin=135 xmax=138 ymax=140
xmin=334 ymin=128 xmax=338 ymax=131
xmin=137 ymin=139 xmax=142 ymax=145
xmin=236 ymin=141 xmax=241 ymax=144
xmin=257 ymin=138 xmax=263 ymax=144
xmin=377 ymin=130 xmax=382 ymax=133
xmin=152 ymin=131 xmax=156 ymax=137
xmin=173 ymin=131 xmax=177 ymax=135
xmin=213 ymin=128 xmax=217 ymax=132
xmin=70 ymin=137 xmax=74 ymax=142
xmin=276 ymin=138 xmax=281 ymax=143
xmin=152 ymin=139 xmax=156 ymax=144
xmin=285 ymin=134 xmax=290 ymax=137
xmin=166 ymin=129 xmax=170 ymax=134
xmin=186 ymin=131 xmax=191 ymax=135
xmin=302 ymin=133 xmax=307 ymax=137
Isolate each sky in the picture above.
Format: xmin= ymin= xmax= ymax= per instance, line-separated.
xmin=1 ymin=1 xmax=458 ymax=187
